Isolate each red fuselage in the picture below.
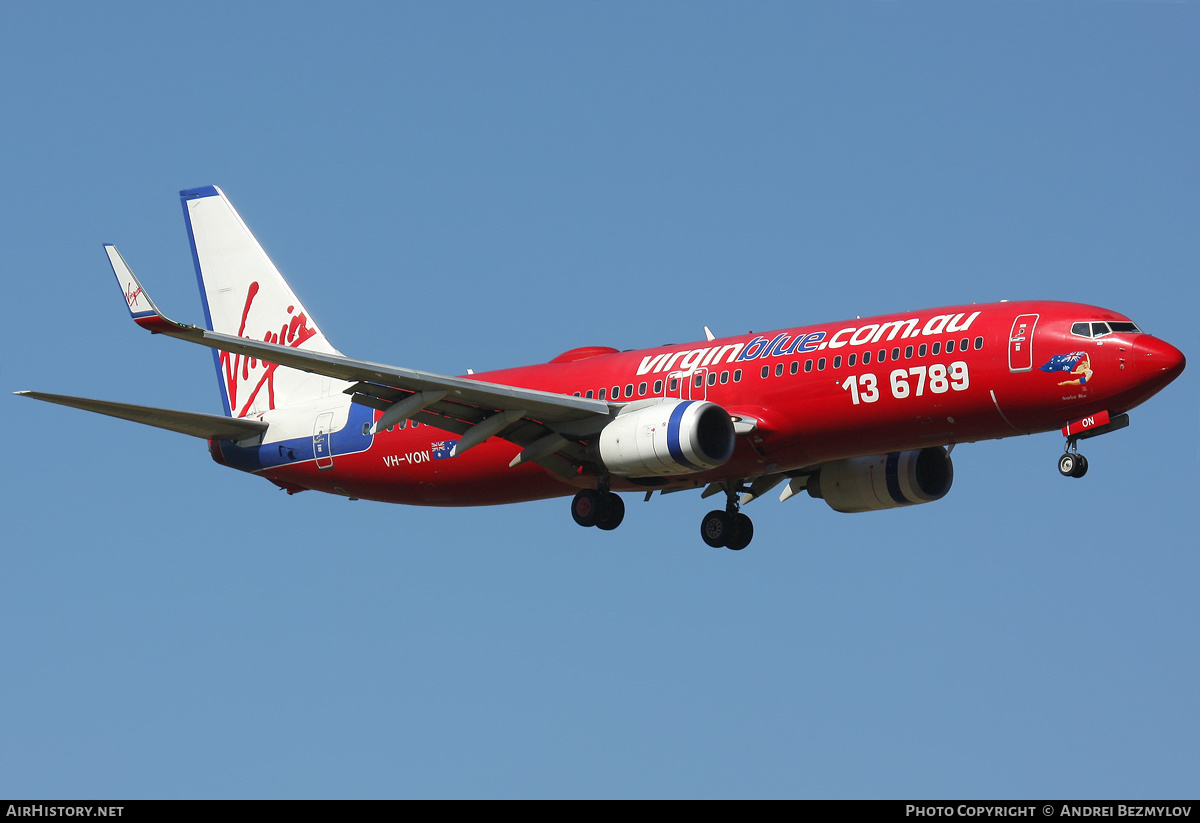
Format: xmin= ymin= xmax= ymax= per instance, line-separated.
xmin=253 ymin=300 xmax=1184 ymax=506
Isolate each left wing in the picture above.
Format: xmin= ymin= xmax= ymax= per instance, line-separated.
xmin=107 ymin=245 xmax=614 ymax=472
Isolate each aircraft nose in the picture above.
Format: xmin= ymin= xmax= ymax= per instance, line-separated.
xmin=1134 ymin=335 xmax=1186 ymax=384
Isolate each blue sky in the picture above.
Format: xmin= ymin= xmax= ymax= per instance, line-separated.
xmin=2 ymin=1 xmax=1196 ymax=799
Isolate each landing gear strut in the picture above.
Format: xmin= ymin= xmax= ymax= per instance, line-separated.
xmin=700 ymin=485 xmax=754 ymax=551
xmin=571 ymin=489 xmax=625 ymax=531
xmin=1058 ymin=439 xmax=1089 ymax=478
xmin=1056 ymin=412 xmax=1130 ymax=479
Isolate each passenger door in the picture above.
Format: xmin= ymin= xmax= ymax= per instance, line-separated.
xmin=1008 ymin=314 xmax=1039 ymax=372
xmin=313 ymin=412 xmax=335 ymax=470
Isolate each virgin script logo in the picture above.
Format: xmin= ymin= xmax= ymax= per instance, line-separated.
xmin=222 ymin=282 xmax=318 ymax=416
xmin=124 ymin=282 xmax=144 ymax=310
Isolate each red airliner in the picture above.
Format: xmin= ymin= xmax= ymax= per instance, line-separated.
xmin=18 ymin=187 xmax=1185 ymax=550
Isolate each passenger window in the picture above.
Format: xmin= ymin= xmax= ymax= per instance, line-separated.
xmin=946 ymin=339 xmax=955 ymax=353
xmin=707 ymin=372 xmax=717 ymax=386
xmin=654 ymin=380 xmax=663 ymax=394
xmin=694 ymin=374 xmax=703 ymax=388
xmin=892 ymin=347 xmax=901 ymax=361
xmin=905 ymin=345 xmax=914 ymax=359
xmin=832 ymin=355 xmax=841 ymax=369
xmin=790 ymin=361 xmax=799 ymax=375
xmin=720 ymin=371 xmax=729 ymax=384
xmin=960 ymin=338 xmax=969 ymax=351
xmin=638 ymin=382 xmax=647 ymax=395
xmin=586 ymin=390 xmax=593 ymax=399
xmin=973 ymin=336 xmax=984 ymax=350
xmin=818 ymin=357 xmax=826 ymax=370
xmin=848 ymin=353 xmax=856 ymax=367
xmin=918 ymin=344 xmax=927 ymax=357
xmin=734 ymin=369 xmax=742 ymax=382
xmin=611 ymin=386 xmax=620 ymax=399
xmin=775 ymin=363 xmax=784 ymax=377
xmin=863 ymin=350 xmax=871 ymax=365
xmin=598 ymin=388 xmax=606 ymax=400
xmin=761 ymin=365 xmax=769 ymax=379
xmin=668 ymin=379 xmax=677 ymax=392
xmin=932 ymin=342 xmax=941 ymax=355
xmin=626 ymin=384 xmax=634 ymax=397
xmin=804 ymin=360 xmax=813 ymax=373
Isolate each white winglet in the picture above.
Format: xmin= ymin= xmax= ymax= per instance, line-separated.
xmin=104 ymin=245 xmax=189 ymax=335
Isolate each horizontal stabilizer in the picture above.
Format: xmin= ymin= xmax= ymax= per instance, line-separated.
xmin=15 ymin=391 xmax=269 ymax=441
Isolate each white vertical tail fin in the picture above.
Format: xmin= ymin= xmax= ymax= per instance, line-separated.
xmin=180 ymin=186 xmax=344 ymax=417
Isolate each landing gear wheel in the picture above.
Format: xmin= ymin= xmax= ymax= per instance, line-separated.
xmin=700 ymin=510 xmax=754 ymax=550
xmin=1058 ymin=453 xmax=1078 ymax=477
xmin=700 ymin=510 xmax=732 ymax=548
xmin=571 ymin=489 xmax=602 ymax=528
xmin=725 ymin=513 xmax=754 ymax=551
xmin=596 ymin=492 xmax=625 ymax=531
xmin=1071 ymin=454 xmax=1089 ymax=478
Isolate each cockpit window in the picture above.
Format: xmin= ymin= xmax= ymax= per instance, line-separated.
xmin=1071 ymin=320 xmax=1142 ymax=338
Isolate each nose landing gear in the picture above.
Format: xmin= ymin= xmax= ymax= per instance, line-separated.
xmin=1056 ymin=412 xmax=1131 ymax=479
xmin=1058 ymin=448 xmax=1089 ymax=478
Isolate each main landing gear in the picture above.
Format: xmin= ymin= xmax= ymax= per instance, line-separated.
xmin=700 ymin=485 xmax=754 ymax=551
xmin=571 ymin=489 xmax=625 ymax=531
xmin=570 ymin=481 xmax=755 ymax=550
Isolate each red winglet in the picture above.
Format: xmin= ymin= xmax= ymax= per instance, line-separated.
xmin=133 ymin=315 xmax=177 ymax=335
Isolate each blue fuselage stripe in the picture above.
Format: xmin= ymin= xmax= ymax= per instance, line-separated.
xmin=216 ymin=403 xmax=374 ymax=473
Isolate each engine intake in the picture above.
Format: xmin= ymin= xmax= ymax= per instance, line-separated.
xmin=596 ymin=399 xmax=736 ymax=477
xmin=808 ymin=447 xmax=953 ymax=513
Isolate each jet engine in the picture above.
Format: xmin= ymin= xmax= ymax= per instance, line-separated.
xmin=807 ymin=447 xmax=953 ymax=513
xmin=595 ymin=399 xmax=736 ymax=477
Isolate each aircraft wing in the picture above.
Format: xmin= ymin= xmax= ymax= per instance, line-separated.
xmin=107 ymin=245 xmax=613 ymax=471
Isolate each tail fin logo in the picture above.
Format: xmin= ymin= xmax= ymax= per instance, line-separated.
xmin=222 ymin=281 xmax=319 ymax=416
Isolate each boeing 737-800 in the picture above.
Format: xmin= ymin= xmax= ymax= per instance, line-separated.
xmin=18 ymin=187 xmax=1186 ymax=550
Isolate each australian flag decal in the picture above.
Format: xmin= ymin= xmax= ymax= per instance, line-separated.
xmin=1039 ymin=352 xmax=1084 ymax=373
xmin=431 ymin=440 xmax=457 ymax=460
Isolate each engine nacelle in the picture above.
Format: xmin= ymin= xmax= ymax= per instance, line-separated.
xmin=807 ymin=447 xmax=953 ymax=513
xmin=595 ymin=399 xmax=736 ymax=477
